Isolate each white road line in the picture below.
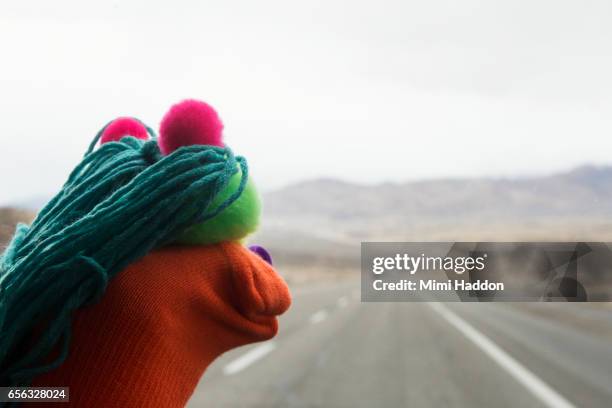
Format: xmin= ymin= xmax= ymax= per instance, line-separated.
xmin=428 ymin=302 xmax=575 ymax=408
xmin=309 ymin=310 xmax=328 ymax=324
xmin=223 ymin=342 xmax=276 ymax=376
xmin=337 ymin=296 xmax=349 ymax=308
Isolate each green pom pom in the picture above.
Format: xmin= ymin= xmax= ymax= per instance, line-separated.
xmin=175 ymin=169 xmax=261 ymax=245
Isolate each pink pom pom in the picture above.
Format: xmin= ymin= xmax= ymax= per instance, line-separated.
xmin=158 ymin=99 xmax=224 ymax=155
xmin=100 ymin=117 xmax=149 ymax=144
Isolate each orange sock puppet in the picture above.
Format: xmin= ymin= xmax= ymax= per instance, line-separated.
xmin=0 ymin=100 xmax=291 ymax=407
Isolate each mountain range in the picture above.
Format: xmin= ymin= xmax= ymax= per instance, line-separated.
xmin=254 ymin=165 xmax=612 ymax=273
xmin=3 ymin=165 xmax=612 ymax=278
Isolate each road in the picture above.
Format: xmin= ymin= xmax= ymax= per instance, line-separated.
xmin=187 ymin=279 xmax=612 ymax=407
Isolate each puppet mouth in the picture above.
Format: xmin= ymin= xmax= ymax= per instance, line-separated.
xmin=221 ymin=242 xmax=291 ymax=320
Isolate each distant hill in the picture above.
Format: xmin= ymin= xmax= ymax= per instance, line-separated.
xmin=252 ymin=165 xmax=612 ymax=272
xmin=5 ymin=165 xmax=612 ymax=279
xmin=264 ymin=165 xmax=612 ymax=221
xmin=0 ymin=208 xmax=35 ymax=251
xmin=261 ymin=165 xmax=612 ymax=230
xmin=12 ymin=165 xmax=612 ymax=220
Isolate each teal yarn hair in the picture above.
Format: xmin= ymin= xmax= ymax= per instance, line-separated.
xmin=0 ymin=123 xmax=248 ymax=386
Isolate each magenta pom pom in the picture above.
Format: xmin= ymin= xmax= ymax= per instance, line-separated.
xmin=158 ymin=99 xmax=224 ymax=155
xmin=100 ymin=117 xmax=149 ymax=144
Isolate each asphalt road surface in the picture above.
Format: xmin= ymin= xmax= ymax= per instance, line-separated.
xmin=187 ymin=279 xmax=612 ymax=408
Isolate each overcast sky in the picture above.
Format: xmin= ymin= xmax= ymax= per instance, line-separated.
xmin=1 ymin=0 xmax=612 ymax=204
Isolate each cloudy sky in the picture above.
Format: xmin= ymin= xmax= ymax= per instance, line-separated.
xmin=1 ymin=0 xmax=611 ymax=204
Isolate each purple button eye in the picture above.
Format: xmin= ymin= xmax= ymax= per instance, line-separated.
xmin=249 ymin=245 xmax=273 ymax=265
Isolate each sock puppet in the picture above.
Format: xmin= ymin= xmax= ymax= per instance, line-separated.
xmin=0 ymin=99 xmax=291 ymax=407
